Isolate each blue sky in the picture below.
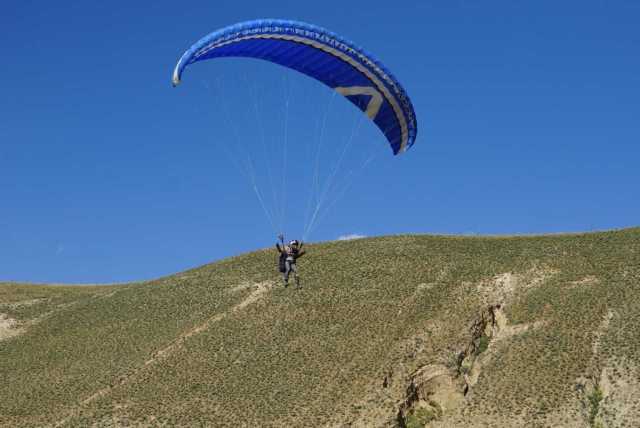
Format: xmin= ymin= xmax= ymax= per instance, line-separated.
xmin=2 ymin=1 xmax=639 ymax=283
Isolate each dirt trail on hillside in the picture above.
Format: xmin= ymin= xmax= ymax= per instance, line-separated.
xmin=138 ymin=280 xmax=272 ymax=368
xmin=55 ymin=281 xmax=273 ymax=427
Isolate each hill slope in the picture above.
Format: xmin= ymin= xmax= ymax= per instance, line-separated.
xmin=1 ymin=228 xmax=639 ymax=427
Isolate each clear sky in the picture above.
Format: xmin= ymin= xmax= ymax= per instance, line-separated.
xmin=2 ymin=1 xmax=639 ymax=283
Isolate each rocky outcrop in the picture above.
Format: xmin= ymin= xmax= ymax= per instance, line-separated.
xmin=397 ymin=302 xmax=542 ymax=427
xmin=397 ymin=364 xmax=464 ymax=427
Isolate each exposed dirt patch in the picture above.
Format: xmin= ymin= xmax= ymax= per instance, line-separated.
xmin=92 ymin=290 xmax=121 ymax=300
xmin=0 ymin=298 xmax=48 ymax=309
xmin=0 ymin=313 xmax=23 ymax=341
xmin=398 ymin=364 xmax=465 ymax=426
xmin=568 ymin=276 xmax=600 ymax=289
xmin=228 ymin=281 xmax=256 ymax=293
xmin=598 ymin=361 xmax=640 ymax=426
xmin=417 ymin=283 xmax=435 ymax=292
xmin=476 ymin=267 xmax=557 ymax=305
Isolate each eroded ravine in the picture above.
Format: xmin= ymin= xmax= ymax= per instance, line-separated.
xmin=397 ymin=303 xmax=542 ymax=427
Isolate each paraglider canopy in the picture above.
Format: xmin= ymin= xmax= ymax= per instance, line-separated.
xmin=172 ymin=19 xmax=417 ymax=154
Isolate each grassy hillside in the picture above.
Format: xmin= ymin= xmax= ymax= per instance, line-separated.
xmin=1 ymin=228 xmax=639 ymax=427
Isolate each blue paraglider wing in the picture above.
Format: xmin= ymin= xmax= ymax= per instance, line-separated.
xmin=173 ymin=19 xmax=417 ymax=155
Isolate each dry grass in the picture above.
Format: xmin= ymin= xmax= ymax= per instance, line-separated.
xmin=0 ymin=228 xmax=639 ymax=427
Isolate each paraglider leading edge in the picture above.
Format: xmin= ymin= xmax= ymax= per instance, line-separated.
xmin=171 ymin=19 xmax=418 ymax=154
